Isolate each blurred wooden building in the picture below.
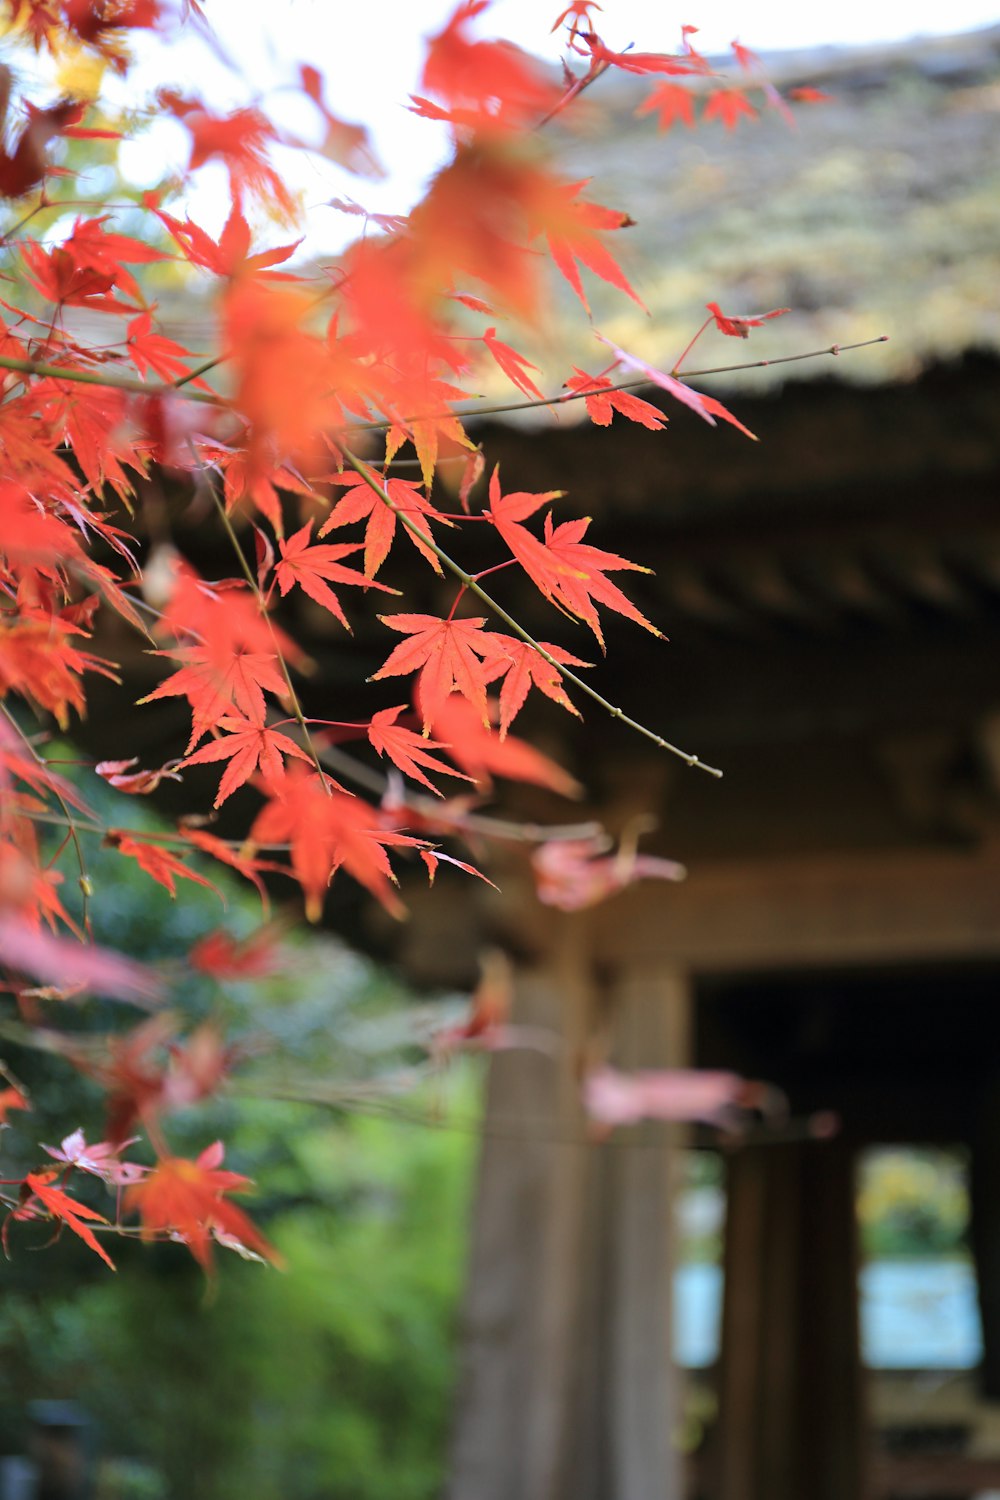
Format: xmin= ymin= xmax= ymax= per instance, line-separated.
xmin=400 ymin=27 xmax=1000 ymax=1500
xmin=81 ymin=22 xmax=1000 ymax=1500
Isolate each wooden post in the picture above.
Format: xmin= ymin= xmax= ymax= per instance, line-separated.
xmin=714 ymin=1139 xmax=866 ymax=1500
xmin=446 ymin=932 xmax=690 ymax=1500
xmin=970 ymin=1072 xmax=1000 ymax=1399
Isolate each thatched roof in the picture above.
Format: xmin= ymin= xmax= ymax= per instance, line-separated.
xmin=100 ymin=26 xmax=1000 ymax=406
xmin=529 ymin=25 xmax=1000 ymax=393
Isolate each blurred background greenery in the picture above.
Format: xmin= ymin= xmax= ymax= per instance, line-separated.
xmin=0 ymin=757 xmax=977 ymax=1497
xmin=0 ymin=754 xmax=479 ymax=1500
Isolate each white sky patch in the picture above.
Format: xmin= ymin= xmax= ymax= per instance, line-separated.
xmin=104 ymin=0 xmax=999 ymax=250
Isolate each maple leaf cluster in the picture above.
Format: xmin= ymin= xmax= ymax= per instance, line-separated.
xmin=0 ymin=0 xmax=817 ymax=1271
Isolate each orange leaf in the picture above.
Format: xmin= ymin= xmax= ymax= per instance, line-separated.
xmin=595 ymin=334 xmax=757 ymax=441
xmin=140 ymin=645 xmax=290 ymax=753
xmin=250 ymin=765 xmax=425 ymax=920
xmin=106 ymin=832 xmax=222 ymax=899
xmin=372 ymin=615 xmax=494 ymax=731
xmin=0 ymin=1086 xmax=29 ymax=1123
xmin=565 ymin=368 xmax=666 ymax=431
xmin=487 ymin=469 xmax=659 ymax=648
xmin=482 ymin=327 xmax=544 ymax=401
xmin=181 ymin=714 xmax=313 ymax=807
xmin=319 ymin=478 xmax=448 ymax=579
xmin=23 ymin=1171 xmax=115 ymax=1269
xmin=702 ymin=88 xmax=758 ymax=130
xmin=480 ymin=635 xmax=590 ymax=736
xmin=275 ymin=522 xmax=397 ymax=631
xmin=367 ymin=705 xmax=473 ymax=795
xmin=427 ymin=695 xmax=581 ymax=798
xmin=636 ymin=82 xmax=695 ymax=132
xmin=125 ymin=1143 xmax=280 ymax=1272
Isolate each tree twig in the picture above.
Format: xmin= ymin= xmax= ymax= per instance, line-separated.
xmin=339 ymin=449 xmax=723 ymax=777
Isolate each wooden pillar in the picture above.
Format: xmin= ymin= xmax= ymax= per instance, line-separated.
xmin=970 ymin=1072 xmax=1000 ymax=1399
xmin=447 ymin=933 xmax=690 ymax=1500
xmin=714 ymin=1139 xmax=866 ymax=1500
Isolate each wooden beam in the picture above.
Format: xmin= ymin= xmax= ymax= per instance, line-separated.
xmin=591 ymin=837 xmax=1000 ymax=972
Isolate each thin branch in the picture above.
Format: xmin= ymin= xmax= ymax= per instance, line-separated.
xmin=0 ymin=353 xmax=223 ymax=403
xmin=346 ymin=336 xmax=889 ymax=433
xmin=0 ymin=335 xmax=888 ymax=432
xmin=339 ymin=449 xmax=723 ymax=777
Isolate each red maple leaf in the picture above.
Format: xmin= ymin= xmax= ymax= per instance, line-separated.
xmin=95 ymin=758 xmax=182 ymax=795
xmin=140 ymin=645 xmax=290 ymax=752
xmin=427 ymin=695 xmax=581 ymax=797
xmin=180 ymin=829 xmax=283 ymax=912
xmin=319 ymin=475 xmax=449 ymax=579
xmin=0 ymin=1086 xmax=29 ymax=1124
xmin=580 ymin=37 xmax=705 ymax=77
xmin=420 ymin=0 xmax=559 ymax=131
xmin=731 ymin=38 xmax=762 ymax=72
xmin=63 ymin=0 xmax=161 ymax=55
xmin=366 ymin=705 xmax=472 ymax=795
xmin=146 ymin=198 xmax=300 ymax=279
xmin=105 ymin=832 xmax=222 ymax=899
xmin=160 ymin=94 xmax=294 ymax=216
xmin=181 ymin=713 xmax=313 ymax=807
xmin=532 ymin=833 xmax=686 ymax=911
xmin=420 ymin=848 xmax=497 ymax=889
xmin=125 ymin=1141 xmax=279 ymax=1272
xmin=250 ymin=765 xmax=424 ymax=919
xmin=564 ymin=367 xmax=666 ymax=430
xmin=298 ymin=64 xmax=384 ymax=177
xmin=788 ymin=86 xmax=831 ymax=104
xmin=536 ymin=180 xmax=646 ymax=317
xmin=551 ymin=2 xmax=602 ymax=39
xmin=0 ymin=611 xmax=115 ymax=728
xmin=21 ymin=216 xmax=167 ymax=309
xmin=154 ymin=565 xmax=303 ymax=667
xmin=19 ymin=1172 xmax=115 ymax=1269
xmin=540 ymin=512 xmax=662 ymax=647
xmin=0 ymin=99 xmax=116 ymax=199
xmin=481 ymin=634 xmax=590 ymax=736
xmin=127 ymin=308 xmax=209 ymax=385
xmin=189 ymin=926 xmax=282 ymax=980
xmin=486 ymin=470 xmax=658 ymax=647
xmin=0 ymin=912 xmax=161 ymax=1004
xmin=274 ymin=522 xmax=396 ymax=631
xmin=372 ymin=614 xmax=495 ymax=731
xmin=595 ymin=334 xmax=757 ymax=440
xmin=482 ymin=327 xmax=544 ymax=401
xmin=706 ymin=301 xmax=789 ymax=339
xmin=702 ymin=88 xmax=758 ymax=130
xmin=636 ymin=81 xmax=695 ymax=132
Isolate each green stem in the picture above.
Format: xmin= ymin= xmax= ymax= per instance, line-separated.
xmin=0 ymin=354 xmax=222 ymax=403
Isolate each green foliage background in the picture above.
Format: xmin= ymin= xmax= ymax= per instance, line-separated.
xmin=0 ymin=757 xmax=478 ymax=1500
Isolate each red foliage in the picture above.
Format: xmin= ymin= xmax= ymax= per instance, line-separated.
xmin=0 ymin=0 xmax=815 ymax=1271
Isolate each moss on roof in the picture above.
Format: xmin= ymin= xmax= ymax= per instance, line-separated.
xmin=521 ymin=26 xmax=1000 ymax=397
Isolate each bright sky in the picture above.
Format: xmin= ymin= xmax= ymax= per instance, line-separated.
xmin=110 ymin=0 xmax=999 ymax=248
